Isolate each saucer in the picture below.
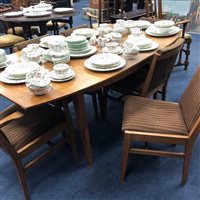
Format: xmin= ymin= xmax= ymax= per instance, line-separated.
xmin=102 ymin=46 xmax=124 ymax=55
xmin=49 ymin=69 xmax=75 ymax=82
xmin=0 ymin=57 xmax=10 ymax=69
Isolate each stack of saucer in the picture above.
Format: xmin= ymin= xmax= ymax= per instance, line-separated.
xmin=65 ymin=36 xmax=95 ymax=57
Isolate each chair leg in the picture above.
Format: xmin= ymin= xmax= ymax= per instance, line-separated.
xmin=184 ymin=41 xmax=191 ymax=70
xmin=161 ymin=85 xmax=167 ymax=100
xmin=182 ymin=142 xmax=193 ymax=185
xmin=121 ymin=134 xmax=131 ymax=182
xmin=14 ymin=159 xmax=30 ymax=200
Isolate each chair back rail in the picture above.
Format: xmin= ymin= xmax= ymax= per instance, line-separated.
xmin=141 ymin=38 xmax=185 ymax=97
xmin=180 ymin=66 xmax=200 ymax=132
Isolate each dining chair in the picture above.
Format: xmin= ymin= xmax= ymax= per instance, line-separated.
xmin=102 ymin=38 xmax=185 ymax=118
xmin=121 ymin=65 xmax=200 ymax=184
xmin=0 ymin=103 xmax=78 ymax=200
xmin=12 ymin=34 xmax=48 ymax=52
xmin=47 ymin=0 xmax=74 ymax=35
xmin=61 ymin=24 xmax=103 ymax=119
xmin=86 ymin=0 xmax=117 ymax=28
xmin=0 ymin=34 xmax=25 ymax=53
xmin=141 ymin=0 xmax=192 ymax=70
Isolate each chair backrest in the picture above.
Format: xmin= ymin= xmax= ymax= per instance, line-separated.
xmin=12 ymin=34 xmax=48 ymax=52
xmin=53 ymin=0 xmax=73 ymax=8
xmin=141 ymin=38 xmax=185 ymax=97
xmin=145 ymin=0 xmax=163 ymax=19
xmin=61 ymin=24 xmax=88 ymax=37
xmin=179 ymin=66 xmax=200 ymax=133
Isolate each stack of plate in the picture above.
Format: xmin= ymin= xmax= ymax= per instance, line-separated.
xmin=49 ymin=68 xmax=75 ymax=82
xmin=145 ymin=24 xmax=180 ymax=37
xmin=72 ymin=28 xmax=98 ymax=38
xmin=39 ymin=35 xmax=65 ymax=48
xmin=84 ymin=53 xmax=126 ymax=72
xmin=42 ymin=49 xmax=70 ymax=64
xmin=65 ymin=36 xmax=97 ymax=58
xmin=0 ymin=62 xmax=39 ymax=84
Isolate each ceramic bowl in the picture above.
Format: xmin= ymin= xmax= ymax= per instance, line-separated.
xmin=154 ymin=20 xmax=175 ymax=34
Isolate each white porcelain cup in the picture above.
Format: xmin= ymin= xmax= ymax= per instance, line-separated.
xmin=53 ymin=63 xmax=70 ymax=79
xmin=0 ymin=49 xmax=7 ymax=63
xmin=105 ymin=42 xmax=119 ymax=53
xmin=48 ymin=39 xmax=68 ymax=54
xmin=27 ymin=43 xmax=40 ymax=52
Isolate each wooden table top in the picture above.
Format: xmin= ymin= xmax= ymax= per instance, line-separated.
xmin=0 ymin=31 xmax=181 ymax=110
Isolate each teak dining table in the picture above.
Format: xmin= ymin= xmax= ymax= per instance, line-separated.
xmin=0 ymin=31 xmax=181 ymax=165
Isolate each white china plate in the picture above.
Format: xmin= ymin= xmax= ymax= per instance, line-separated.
xmin=70 ymin=46 xmax=97 ymax=58
xmin=40 ymin=35 xmax=65 ymax=44
xmin=84 ymin=58 xmax=126 ymax=72
xmin=49 ymin=70 xmax=75 ymax=82
xmin=24 ymin=11 xmax=52 ymax=18
xmin=145 ymin=26 xmax=180 ymax=37
xmin=0 ymin=71 xmax=25 ymax=84
xmin=102 ymin=46 xmax=124 ymax=55
xmin=138 ymin=41 xmax=159 ymax=51
xmin=3 ymin=11 xmax=25 ymax=17
xmin=39 ymin=42 xmax=49 ymax=48
xmin=125 ymin=20 xmax=151 ymax=29
xmin=54 ymin=7 xmax=74 ymax=13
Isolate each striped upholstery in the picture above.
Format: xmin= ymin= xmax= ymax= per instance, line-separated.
xmin=1 ymin=105 xmax=65 ymax=150
xmin=180 ymin=66 xmax=200 ymax=131
xmin=122 ymin=96 xmax=188 ymax=134
xmin=13 ymin=34 xmax=48 ymax=52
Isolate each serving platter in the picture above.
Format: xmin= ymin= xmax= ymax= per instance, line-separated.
xmin=24 ymin=11 xmax=52 ymax=18
xmin=3 ymin=11 xmax=25 ymax=17
xmin=54 ymin=7 xmax=74 ymax=13
xmin=84 ymin=58 xmax=126 ymax=72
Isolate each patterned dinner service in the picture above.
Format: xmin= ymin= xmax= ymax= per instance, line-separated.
xmin=49 ymin=63 xmax=75 ymax=82
xmin=84 ymin=53 xmax=126 ymax=72
xmin=26 ymin=66 xmax=52 ymax=95
xmin=146 ymin=20 xmax=180 ymax=37
xmin=123 ymin=40 xmax=140 ymax=60
xmin=102 ymin=42 xmax=124 ymax=55
xmin=0 ymin=62 xmax=40 ymax=84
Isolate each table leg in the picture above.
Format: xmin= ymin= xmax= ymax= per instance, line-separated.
xmin=73 ymin=93 xmax=93 ymax=165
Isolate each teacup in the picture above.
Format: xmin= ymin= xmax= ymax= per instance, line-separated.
xmin=25 ymin=49 xmax=41 ymax=63
xmin=0 ymin=49 xmax=7 ymax=63
xmin=48 ymin=39 xmax=68 ymax=54
xmin=53 ymin=63 xmax=70 ymax=79
xmin=105 ymin=42 xmax=119 ymax=53
xmin=27 ymin=43 xmax=40 ymax=53
xmin=111 ymin=32 xmax=122 ymax=43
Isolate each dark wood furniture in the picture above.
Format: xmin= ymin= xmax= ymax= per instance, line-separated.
xmin=0 ymin=103 xmax=78 ymax=200
xmin=0 ymin=10 xmax=79 ymax=38
xmin=121 ymin=66 xmax=200 ymax=184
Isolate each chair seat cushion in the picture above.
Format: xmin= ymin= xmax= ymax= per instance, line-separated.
xmin=1 ymin=105 xmax=65 ymax=150
xmin=0 ymin=34 xmax=25 ymax=48
xmin=122 ymin=96 xmax=188 ymax=134
xmin=7 ymin=26 xmax=39 ymax=36
xmin=47 ymin=21 xmax=67 ymax=28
